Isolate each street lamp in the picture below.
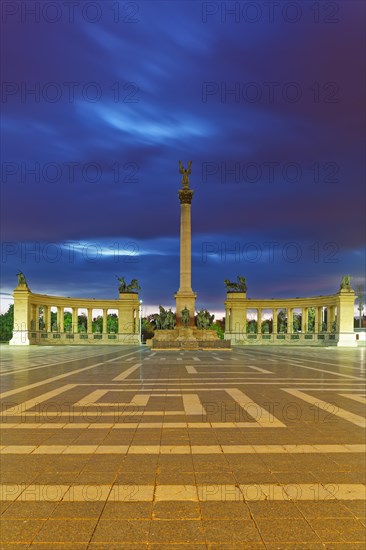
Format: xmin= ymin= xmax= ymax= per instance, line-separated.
xmin=139 ymin=300 xmax=143 ymax=344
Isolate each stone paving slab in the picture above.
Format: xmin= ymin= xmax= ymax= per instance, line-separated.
xmin=0 ymin=344 xmax=365 ymax=546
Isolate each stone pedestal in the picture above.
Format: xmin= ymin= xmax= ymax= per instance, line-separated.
xmin=336 ymin=333 xmax=357 ymax=347
xmin=336 ymin=288 xmax=357 ymax=347
xmin=9 ymin=330 xmax=30 ymax=346
xmin=9 ymin=283 xmax=31 ymax=346
xmin=224 ymin=292 xmax=247 ymax=334
xmin=174 ymin=291 xmax=197 ymax=327
xmin=118 ymin=292 xmax=140 ymax=343
xmin=152 ymin=327 xmax=230 ymax=350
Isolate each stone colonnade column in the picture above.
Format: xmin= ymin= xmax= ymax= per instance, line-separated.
xmin=272 ymin=308 xmax=277 ymax=334
xmin=287 ymin=308 xmax=293 ymax=334
xmin=225 ymin=307 xmax=230 ymax=332
xmin=318 ymin=306 xmax=323 ymax=332
xmin=328 ymin=305 xmax=335 ymax=332
xmin=257 ymin=308 xmax=262 ymax=334
xmin=32 ymin=305 xmax=38 ymax=330
xmin=57 ymin=306 xmax=64 ymax=332
xmin=301 ymin=307 xmax=307 ymax=333
xmin=87 ymin=308 xmax=93 ymax=333
xmin=118 ymin=307 xmax=124 ymax=334
xmin=103 ymin=308 xmax=108 ymax=333
xmin=72 ymin=307 xmax=78 ymax=334
xmin=44 ymin=306 xmax=51 ymax=332
xmin=314 ymin=307 xmax=319 ymax=334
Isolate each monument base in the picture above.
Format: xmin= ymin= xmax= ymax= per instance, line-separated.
xmin=336 ymin=332 xmax=357 ymax=347
xmin=174 ymin=290 xmax=197 ymax=327
xmin=9 ymin=331 xmax=30 ymax=346
xmin=152 ymin=327 xmax=231 ymax=350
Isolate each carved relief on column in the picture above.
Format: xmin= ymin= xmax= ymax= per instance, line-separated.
xmin=178 ymin=188 xmax=194 ymax=204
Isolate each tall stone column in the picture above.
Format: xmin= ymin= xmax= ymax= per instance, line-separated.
xmin=87 ymin=308 xmax=93 ymax=334
xmin=57 ymin=306 xmax=64 ymax=332
xmin=72 ymin=307 xmax=78 ymax=334
xmin=287 ymin=308 xmax=293 ymax=334
xmin=257 ymin=308 xmax=262 ymax=334
xmin=328 ymin=305 xmax=335 ymax=332
xmin=32 ymin=305 xmax=39 ymax=330
xmin=44 ymin=306 xmax=51 ymax=332
xmin=10 ymin=278 xmax=31 ymax=345
xmin=118 ymin=307 xmax=124 ymax=334
xmin=301 ymin=307 xmax=306 ymax=333
xmin=175 ymin=160 xmax=197 ymax=326
xmin=318 ymin=306 xmax=323 ymax=332
xmin=242 ymin=307 xmax=247 ymax=335
xmin=103 ymin=308 xmax=108 ymax=334
xmin=225 ymin=308 xmax=230 ymax=332
xmin=272 ymin=308 xmax=277 ymax=334
xmin=314 ymin=307 xmax=319 ymax=334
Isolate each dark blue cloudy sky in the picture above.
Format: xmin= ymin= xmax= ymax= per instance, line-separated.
xmin=1 ymin=0 xmax=365 ymax=315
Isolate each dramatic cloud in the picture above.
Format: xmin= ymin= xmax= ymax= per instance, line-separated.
xmin=1 ymin=1 xmax=365 ymax=314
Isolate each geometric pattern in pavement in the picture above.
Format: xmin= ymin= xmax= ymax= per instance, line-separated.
xmin=0 ymin=345 xmax=365 ymax=546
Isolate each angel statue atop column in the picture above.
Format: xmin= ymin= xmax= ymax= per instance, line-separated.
xmin=179 ymin=160 xmax=192 ymax=188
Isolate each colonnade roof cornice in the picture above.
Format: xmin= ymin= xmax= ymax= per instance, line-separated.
xmin=23 ymin=291 xmax=139 ymax=308
xmin=224 ymin=292 xmax=351 ymax=308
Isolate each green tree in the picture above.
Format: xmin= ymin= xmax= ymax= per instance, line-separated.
xmin=78 ymin=314 xmax=87 ymax=333
xmin=261 ymin=319 xmax=272 ymax=333
xmin=246 ymin=319 xmax=257 ymax=333
xmin=277 ymin=310 xmax=287 ymax=333
xmin=64 ymin=311 xmax=72 ymax=332
xmin=0 ymin=304 xmax=14 ymax=342
xmin=308 ymin=308 xmax=315 ymax=332
xmin=293 ymin=313 xmax=302 ymax=332
xmin=141 ymin=317 xmax=155 ymax=342
xmin=51 ymin=311 xmax=58 ymax=331
xmin=211 ymin=322 xmax=224 ymax=339
xmin=92 ymin=315 xmax=103 ymax=333
xmin=107 ymin=313 xmax=118 ymax=333
xmin=214 ymin=318 xmax=225 ymax=339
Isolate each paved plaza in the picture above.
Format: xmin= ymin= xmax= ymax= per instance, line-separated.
xmin=0 ymin=344 xmax=365 ymax=548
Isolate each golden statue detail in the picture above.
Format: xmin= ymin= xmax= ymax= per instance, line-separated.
xmin=179 ymin=160 xmax=192 ymax=188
